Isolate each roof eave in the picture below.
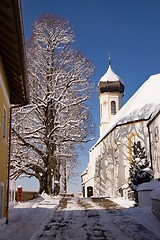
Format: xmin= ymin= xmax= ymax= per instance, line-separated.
xmin=0 ymin=0 xmax=29 ymax=105
xmin=11 ymin=0 xmax=29 ymax=105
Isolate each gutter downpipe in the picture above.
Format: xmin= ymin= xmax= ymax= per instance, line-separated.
xmin=6 ymin=107 xmax=12 ymax=224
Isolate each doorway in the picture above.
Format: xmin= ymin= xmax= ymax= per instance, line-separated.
xmin=87 ymin=186 xmax=93 ymax=197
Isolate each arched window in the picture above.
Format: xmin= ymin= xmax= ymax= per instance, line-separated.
xmin=111 ymin=101 xmax=116 ymax=115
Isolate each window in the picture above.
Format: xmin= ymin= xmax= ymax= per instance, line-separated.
xmin=111 ymin=101 xmax=116 ymax=115
xmin=3 ymin=106 xmax=7 ymax=140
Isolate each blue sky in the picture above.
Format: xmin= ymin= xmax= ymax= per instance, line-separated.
xmin=16 ymin=0 xmax=160 ymax=195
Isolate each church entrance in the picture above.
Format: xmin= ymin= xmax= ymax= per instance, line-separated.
xmin=82 ymin=186 xmax=85 ymax=197
xmin=87 ymin=186 xmax=93 ymax=197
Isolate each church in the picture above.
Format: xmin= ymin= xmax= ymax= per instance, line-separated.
xmin=82 ymin=60 xmax=160 ymax=199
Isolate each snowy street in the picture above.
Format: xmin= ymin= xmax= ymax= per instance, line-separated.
xmin=34 ymin=197 xmax=160 ymax=240
xmin=0 ymin=194 xmax=160 ymax=240
xmin=0 ymin=193 xmax=60 ymax=240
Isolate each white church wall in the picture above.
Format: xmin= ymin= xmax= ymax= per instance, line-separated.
xmin=82 ymin=149 xmax=94 ymax=197
xmin=113 ymin=126 xmax=125 ymax=191
xmin=84 ymin=177 xmax=94 ymax=197
xmin=90 ymin=120 xmax=151 ymax=198
xmin=88 ymin=151 xmax=93 ymax=179
xmin=120 ymin=121 xmax=149 ymax=181
xmin=149 ymin=111 xmax=160 ymax=179
xmin=94 ymin=143 xmax=101 ymax=196
xmin=83 ymin=142 xmax=102 ymax=197
xmin=102 ymin=132 xmax=116 ymax=196
xmin=113 ymin=128 xmax=121 ymax=195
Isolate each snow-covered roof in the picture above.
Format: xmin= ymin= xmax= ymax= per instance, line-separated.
xmin=98 ymin=64 xmax=124 ymax=85
xmin=91 ymin=73 xmax=160 ymax=150
xmin=81 ymin=168 xmax=88 ymax=176
xmin=147 ymin=108 xmax=160 ymax=126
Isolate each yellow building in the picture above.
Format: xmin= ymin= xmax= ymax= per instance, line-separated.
xmin=0 ymin=0 xmax=29 ymax=219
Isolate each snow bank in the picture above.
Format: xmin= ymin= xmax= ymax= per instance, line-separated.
xmin=109 ymin=197 xmax=135 ymax=208
xmin=151 ymin=188 xmax=160 ymax=221
xmin=40 ymin=191 xmax=56 ymax=201
xmin=132 ymin=207 xmax=160 ymax=239
xmin=137 ymin=181 xmax=160 ymax=208
xmin=151 ymin=188 xmax=160 ymax=200
xmin=137 ymin=182 xmax=160 ymax=191
xmin=0 ymin=194 xmax=61 ymax=240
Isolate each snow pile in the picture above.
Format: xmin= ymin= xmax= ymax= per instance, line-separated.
xmin=124 ymin=206 xmax=160 ymax=239
xmin=40 ymin=191 xmax=58 ymax=201
xmin=137 ymin=181 xmax=160 ymax=191
xmin=151 ymin=188 xmax=160 ymax=200
xmin=107 ymin=198 xmax=160 ymax=239
xmin=0 ymin=194 xmax=61 ymax=240
xmin=109 ymin=197 xmax=135 ymax=208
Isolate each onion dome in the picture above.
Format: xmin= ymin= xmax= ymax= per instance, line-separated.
xmin=98 ymin=63 xmax=124 ymax=95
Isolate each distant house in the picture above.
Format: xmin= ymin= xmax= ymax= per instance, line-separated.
xmin=0 ymin=0 xmax=29 ymax=220
xmin=82 ymin=62 xmax=160 ymax=198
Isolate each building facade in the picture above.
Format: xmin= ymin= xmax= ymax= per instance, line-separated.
xmin=0 ymin=0 xmax=29 ymax=220
xmin=82 ymin=64 xmax=160 ymax=198
xmin=0 ymin=59 xmax=10 ymax=219
xmin=148 ymin=110 xmax=160 ymax=179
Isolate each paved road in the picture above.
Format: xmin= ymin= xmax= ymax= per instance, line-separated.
xmin=36 ymin=198 xmax=159 ymax=240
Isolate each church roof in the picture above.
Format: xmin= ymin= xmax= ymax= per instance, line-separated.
xmin=92 ymin=73 xmax=160 ymax=150
xmin=98 ymin=63 xmax=124 ymax=95
xmin=81 ymin=168 xmax=88 ymax=177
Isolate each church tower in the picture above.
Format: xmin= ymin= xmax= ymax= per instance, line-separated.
xmin=98 ymin=59 xmax=124 ymax=137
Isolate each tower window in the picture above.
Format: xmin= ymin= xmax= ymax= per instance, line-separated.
xmin=111 ymin=101 xmax=116 ymax=115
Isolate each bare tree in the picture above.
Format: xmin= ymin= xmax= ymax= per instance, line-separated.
xmin=11 ymin=14 xmax=95 ymax=194
xmin=59 ymin=144 xmax=78 ymax=193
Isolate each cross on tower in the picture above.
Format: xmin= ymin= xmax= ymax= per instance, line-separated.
xmin=108 ymin=52 xmax=111 ymax=65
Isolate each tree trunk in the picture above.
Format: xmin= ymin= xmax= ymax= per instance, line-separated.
xmin=64 ymin=160 xmax=67 ymax=193
xmin=39 ymin=171 xmax=53 ymax=194
xmin=54 ymin=163 xmax=61 ymax=196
